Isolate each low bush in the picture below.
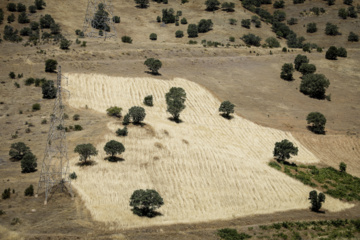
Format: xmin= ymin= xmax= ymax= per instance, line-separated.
xmin=74 ymin=125 xmax=83 ymax=131
xmin=32 ymin=103 xmax=41 ymax=111
xmin=348 ymin=32 xmax=359 ymax=42
xmin=116 ymin=126 xmax=128 ymax=136
xmin=73 ymin=114 xmax=80 ymax=120
xmin=69 ymin=172 xmax=77 ymax=179
xmin=2 ymin=188 xmax=11 ymax=199
xmin=181 ymin=17 xmax=187 ymax=24
xmin=241 ymin=19 xmax=251 ymax=29
xmin=24 ymin=185 xmax=34 ymax=196
xmin=175 ymin=30 xmax=184 ymax=38
xmin=143 ymin=95 xmax=153 ymax=106
xmin=9 ymin=72 xmax=16 ymax=79
xmin=337 ymin=47 xmax=347 ymax=57
xmin=113 ymin=16 xmax=120 ymax=23
xmin=149 ymin=33 xmax=157 ymax=40
xmin=241 ymin=33 xmax=261 ymax=46
xmin=121 ymin=36 xmax=132 ymax=43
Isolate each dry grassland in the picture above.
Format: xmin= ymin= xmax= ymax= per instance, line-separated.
xmin=65 ymin=73 xmax=353 ymax=229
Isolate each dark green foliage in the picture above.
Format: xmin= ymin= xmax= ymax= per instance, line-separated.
xmin=20 ymin=27 xmax=32 ymax=36
xmin=280 ymin=63 xmax=294 ymax=80
xmin=162 ymin=8 xmax=175 ymax=23
xmin=175 ymin=30 xmax=184 ymax=38
xmin=268 ymin=161 xmax=282 ymax=171
xmin=35 ymin=0 xmax=46 ymax=10
xmin=14 ymin=82 xmax=20 ymax=88
xmin=106 ymin=106 xmax=122 ymax=118
xmin=18 ymin=12 xmax=30 ymax=24
xmin=180 ymin=17 xmax=187 ymax=24
xmin=130 ymin=189 xmax=164 ymax=217
xmin=40 ymin=14 xmax=55 ymax=28
xmin=60 ymin=38 xmax=72 ymax=50
xmin=17 ymin=3 xmax=27 ymax=12
xmin=35 ymin=78 xmax=47 ymax=87
xmin=241 ymin=19 xmax=251 ymax=29
xmin=29 ymin=5 xmax=37 ymax=13
xmin=113 ymin=16 xmax=120 ymax=23
xmin=337 ymin=47 xmax=347 ymax=57
xmin=116 ymin=126 xmax=128 ymax=136
xmin=273 ymin=10 xmax=286 ymax=22
xmin=44 ymin=59 xmax=57 ymax=73
xmin=294 ymin=54 xmax=309 ymax=71
xmin=273 ymin=0 xmax=284 ymax=8
xmin=25 ymin=78 xmax=35 ymax=86
xmin=299 ymin=63 xmax=316 ymax=75
xmin=229 ymin=36 xmax=235 ymax=42
xmin=338 ymin=8 xmax=348 ymax=19
xmin=73 ymin=114 xmax=80 ymax=120
xmin=198 ymin=19 xmax=213 ymax=33
xmin=229 ymin=18 xmax=237 ymax=25
xmin=348 ymin=6 xmax=357 ymax=18
xmin=205 ymin=0 xmax=220 ymax=11
xmin=92 ymin=3 xmax=110 ymax=31
xmin=69 ymin=172 xmax=77 ymax=179
xmin=176 ymin=11 xmax=182 ymax=16
xmin=265 ymin=37 xmax=280 ymax=48
xmin=74 ymin=143 xmax=98 ymax=163
xmin=221 ymin=2 xmax=235 ymax=12
xmin=74 ymin=125 xmax=83 ymax=131
xmin=219 ymin=101 xmax=235 ymax=118
xmin=286 ymin=33 xmax=305 ymax=48
xmin=144 ymin=95 xmax=153 ymax=106
xmin=254 ymin=8 xmax=273 ymax=22
xmin=129 ymin=106 xmax=146 ymax=124
xmin=282 ymin=47 xmax=287 ymax=52
xmin=272 ymin=22 xmax=292 ymax=38
xmin=149 ymin=33 xmax=157 ymax=40
xmin=166 ymin=87 xmax=186 ymax=122
xmin=50 ymin=23 xmax=61 ymax=34
xmin=307 ymin=22 xmax=317 ymax=33
xmin=344 ymin=0 xmax=353 ymax=5
xmin=241 ymin=33 xmax=261 ymax=46
xmin=217 ymin=228 xmax=251 ymax=240
xmin=0 ymin=9 xmax=3 ymax=24
xmin=325 ymin=46 xmax=338 ymax=60
xmin=9 ymin=72 xmax=16 ymax=79
xmin=2 ymin=188 xmax=11 ymax=199
xmin=9 ymin=142 xmax=30 ymax=161
xmin=144 ymin=58 xmax=162 ymax=74
xmin=42 ymin=80 xmax=57 ymax=99
xmin=309 ymin=190 xmax=325 ymax=212
xmin=273 ymin=139 xmax=298 ymax=162
xmin=300 ymin=74 xmax=330 ymax=99
xmin=21 ymin=152 xmax=37 ymax=173
xmin=327 ymin=0 xmax=335 ymax=5
xmin=104 ymin=140 xmax=125 ymax=159
xmin=7 ymin=3 xmax=17 ymax=12
xmin=121 ymin=36 xmax=133 ymax=43
xmin=32 ymin=103 xmax=41 ymax=111
xmin=135 ymin=0 xmax=149 ymax=8
xmin=307 ymin=112 xmax=326 ymax=134
xmin=7 ymin=13 xmax=15 ymax=23
xmin=24 ymin=185 xmax=34 ymax=196
xmin=348 ymin=31 xmax=359 ymax=42
xmin=122 ymin=113 xmax=130 ymax=125
xmin=339 ymin=162 xmax=347 ymax=172
xmin=156 ymin=16 xmax=161 ymax=22
xmin=325 ymin=22 xmax=340 ymax=36
xmin=187 ymin=24 xmax=198 ymax=37
xmin=293 ymin=0 xmax=305 ymax=4
xmin=4 ymin=25 xmax=22 ymax=42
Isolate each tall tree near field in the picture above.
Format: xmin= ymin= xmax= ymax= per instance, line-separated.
xmin=306 ymin=112 xmax=326 ymax=134
xmin=165 ymin=87 xmax=186 ymax=122
xmin=130 ymin=189 xmax=164 ymax=217
xmin=309 ymin=190 xmax=325 ymax=212
xmin=273 ymin=139 xmax=298 ymax=162
xmin=104 ymin=140 xmax=125 ymax=160
xmin=219 ymin=101 xmax=235 ymax=119
xmin=74 ymin=144 xmax=98 ymax=163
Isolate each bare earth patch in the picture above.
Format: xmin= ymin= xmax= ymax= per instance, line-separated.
xmin=65 ymin=73 xmax=353 ymax=229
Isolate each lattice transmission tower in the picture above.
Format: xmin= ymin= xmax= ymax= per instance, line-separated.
xmin=83 ymin=0 xmax=117 ymax=39
xmin=36 ymin=66 xmax=73 ymax=205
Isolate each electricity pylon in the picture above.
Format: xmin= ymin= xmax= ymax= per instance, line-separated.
xmin=83 ymin=0 xmax=117 ymax=39
xmin=36 ymin=66 xmax=73 ymax=205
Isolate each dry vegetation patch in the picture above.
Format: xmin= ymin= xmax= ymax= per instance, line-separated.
xmin=65 ymin=73 xmax=352 ymax=228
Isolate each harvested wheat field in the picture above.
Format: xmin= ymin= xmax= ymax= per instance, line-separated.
xmin=65 ymin=73 xmax=353 ymax=229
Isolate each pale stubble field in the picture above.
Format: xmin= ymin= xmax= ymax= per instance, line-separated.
xmin=65 ymin=73 xmax=353 ymax=229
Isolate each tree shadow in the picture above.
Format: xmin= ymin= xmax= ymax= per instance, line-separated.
xmin=276 ymin=159 xmax=297 ymax=167
xmin=220 ymin=113 xmax=234 ymax=120
xmin=306 ymin=126 xmax=325 ymax=135
xmin=131 ymin=208 xmax=162 ymax=218
xmin=105 ymin=156 xmax=124 ymax=163
xmin=132 ymin=122 xmax=146 ymax=127
xmin=205 ymin=7 xmax=219 ymax=12
xmin=135 ymin=5 xmax=149 ymax=9
xmin=76 ymin=160 xmax=97 ymax=167
xmin=144 ymin=70 xmax=161 ymax=76
xmin=21 ymin=169 xmax=38 ymax=174
xmin=168 ymin=117 xmax=183 ymax=124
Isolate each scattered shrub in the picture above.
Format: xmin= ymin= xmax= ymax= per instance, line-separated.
xmin=294 ymin=54 xmax=309 ymax=71
xmin=205 ymin=0 xmax=220 ymax=11
xmin=187 ymin=24 xmax=198 ymax=37
xmin=144 ymin=58 xmax=162 ymax=74
xmin=130 ymin=189 xmax=164 ymax=217
xmin=325 ymin=23 xmax=340 ymax=36
xmin=300 ymin=74 xmax=330 ymax=99
xmin=42 ymin=80 xmax=57 ymax=99
xmin=45 ymin=59 xmax=58 ymax=72
xmin=122 ymin=113 xmax=130 ymax=125
xmin=128 ymin=106 xmax=146 ymax=124
xmin=273 ymin=0 xmax=285 ymax=8
xmin=162 ymin=8 xmax=176 ymax=23
xmin=104 ymin=140 xmax=125 ymax=159
xmin=229 ymin=36 xmax=235 ymax=42
xmin=348 ymin=32 xmax=359 ymax=42
xmin=307 ymin=22 xmax=317 ymax=33
xmin=339 ymin=162 xmax=347 ymax=172
xmin=221 ymin=2 xmax=235 ymax=12
xmin=325 ymin=46 xmax=338 ymax=60
xmin=21 ymin=152 xmax=37 ymax=173
xmin=175 ymin=30 xmax=184 ymax=38
xmin=229 ymin=18 xmax=237 ymax=25
xmin=73 ymin=114 xmax=80 ymax=120
xmin=113 ymin=16 xmax=120 ymax=23
xmin=41 ymin=119 xmax=47 ymax=124
xmin=348 ymin=6 xmax=357 ymax=18
xmin=7 ymin=3 xmax=17 ymax=12
xmin=344 ymin=0 xmax=353 ymax=5
xmin=20 ymin=27 xmax=32 ymax=36
xmin=121 ymin=36 xmax=132 ymax=43
xmin=16 ymin=3 xmax=26 ymax=12
xmin=309 ymin=190 xmax=325 ymax=212
xmin=29 ymin=5 xmax=37 ymax=13
xmin=9 ymin=142 xmax=30 ymax=160
xmin=4 ymin=25 xmax=22 ymax=42
xmin=273 ymin=139 xmax=298 ymax=162
xmin=35 ymin=0 xmax=46 ymax=10
xmin=32 ymin=103 xmax=41 ymax=111
xmin=9 ymin=72 xmax=16 ymax=79
xmin=18 ymin=12 xmax=30 ymax=24
xmin=149 ymin=33 xmax=157 ymax=40
xmin=180 ymin=17 xmax=187 ymax=24
xmin=219 ymin=101 xmax=235 ymax=119
xmin=280 ymin=63 xmax=294 ymax=80
xmin=143 ymin=95 xmax=153 ymax=106
xmin=337 ymin=47 xmax=347 ymax=57
xmin=273 ymin=10 xmax=286 ymax=22
xmin=293 ymin=0 xmax=305 ymax=4
xmin=135 ymin=0 xmax=149 ymax=8
xmin=60 ymin=38 xmax=72 ymax=50
xmin=74 ymin=125 xmax=83 ymax=131
xmin=69 ymin=172 xmax=77 ymax=179
xmin=265 ymin=37 xmax=280 ymax=48
xmin=106 ymin=106 xmax=122 ymax=118
xmin=242 ymin=33 xmax=261 ymax=46
xmin=198 ymin=19 xmax=213 ymax=33
xmin=299 ymin=63 xmax=316 ymax=75
xmin=40 ymin=14 xmax=55 ymax=29
xmin=156 ymin=16 xmax=161 ymax=22
xmin=306 ymin=112 xmax=326 ymax=134
xmin=241 ymin=19 xmax=251 ymax=29
xmin=116 ymin=126 xmax=128 ymax=136
xmin=24 ymin=185 xmax=34 ymax=196
xmin=2 ymin=188 xmax=11 ymax=199
xmin=287 ymin=17 xmax=298 ymax=25
xmin=217 ymin=228 xmax=251 ymax=240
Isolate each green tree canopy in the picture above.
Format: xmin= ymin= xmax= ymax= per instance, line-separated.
xmin=309 ymin=190 xmax=325 ymax=212
xmin=280 ymin=63 xmax=294 ymax=80
xmin=198 ymin=19 xmax=213 ymax=33
xmin=144 ymin=58 xmax=162 ymax=75
xmin=45 ymin=59 xmax=58 ymax=72
xmin=74 ymin=144 xmax=98 ymax=163
xmin=325 ymin=46 xmax=338 ymax=60
xmin=106 ymin=106 xmax=122 ymax=118
xmin=205 ymin=0 xmax=220 ymax=11
xmin=42 ymin=80 xmax=57 ymax=99
xmin=299 ymin=63 xmax=316 ymax=75
xmin=9 ymin=142 xmax=30 ymax=160
xmin=21 ymin=152 xmax=37 ymax=173
xmin=104 ymin=140 xmax=125 ymax=159
xmin=128 ymin=106 xmax=146 ymax=124
xmin=165 ymin=87 xmax=186 ymax=122
xmin=219 ymin=101 xmax=235 ymax=119
xmin=187 ymin=24 xmax=198 ymax=38
xmin=273 ymin=139 xmax=298 ymax=162
xmin=294 ymin=54 xmax=309 ymax=71
xmin=339 ymin=162 xmax=347 ymax=172
xmin=300 ymin=74 xmax=330 ymax=99
xmin=135 ymin=0 xmax=149 ymax=8
xmin=92 ymin=3 xmax=110 ymax=31
xmin=306 ymin=112 xmax=326 ymax=134
xmin=130 ymin=189 xmax=164 ymax=217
